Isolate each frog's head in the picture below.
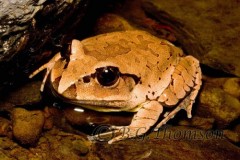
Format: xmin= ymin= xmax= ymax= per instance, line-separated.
xmin=52 ymin=39 xmax=143 ymax=112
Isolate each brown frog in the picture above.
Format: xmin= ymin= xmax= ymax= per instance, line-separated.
xmin=30 ymin=30 xmax=202 ymax=143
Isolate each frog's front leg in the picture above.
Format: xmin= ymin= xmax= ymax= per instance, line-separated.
xmin=92 ymin=101 xmax=163 ymax=144
xmin=29 ymin=53 xmax=62 ymax=91
xmin=109 ymin=101 xmax=163 ymax=144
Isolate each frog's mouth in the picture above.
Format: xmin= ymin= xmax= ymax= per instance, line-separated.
xmin=49 ymin=84 xmax=138 ymax=112
xmin=64 ymin=99 xmax=138 ymax=112
xmin=47 ymin=77 xmax=143 ymax=112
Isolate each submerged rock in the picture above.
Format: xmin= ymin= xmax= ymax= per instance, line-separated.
xmin=0 ymin=117 xmax=12 ymax=138
xmin=12 ymin=108 xmax=45 ymax=145
xmin=1 ymin=125 xmax=239 ymax=159
xmin=0 ymin=128 xmax=91 ymax=159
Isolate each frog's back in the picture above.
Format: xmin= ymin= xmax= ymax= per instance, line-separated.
xmin=81 ymin=30 xmax=183 ymax=77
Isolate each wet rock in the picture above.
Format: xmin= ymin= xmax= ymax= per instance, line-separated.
xmin=0 ymin=128 xmax=91 ymax=159
xmin=0 ymin=117 xmax=12 ymax=138
xmin=0 ymin=0 xmax=92 ymax=91
xmin=94 ymin=13 xmax=135 ymax=34
xmin=94 ymin=12 xmax=176 ymax=42
xmin=42 ymin=107 xmax=54 ymax=130
xmin=224 ymin=129 xmax=240 ymax=144
xmin=40 ymin=129 xmax=90 ymax=159
xmin=0 ymin=101 xmax=15 ymax=111
xmin=12 ymin=108 xmax=45 ymax=145
xmin=178 ymin=116 xmax=215 ymax=130
xmin=197 ymin=78 xmax=240 ymax=128
xmin=101 ymin=2 xmax=177 ymax=42
xmin=0 ymin=0 xmax=46 ymax=61
xmin=222 ymin=78 xmax=240 ymax=98
xmin=142 ymin=0 xmax=240 ymax=77
xmin=2 ymin=125 xmax=239 ymax=159
xmin=223 ymin=124 xmax=240 ymax=144
xmin=115 ymin=0 xmax=176 ymax=42
xmin=235 ymin=124 xmax=240 ymax=134
xmin=92 ymin=126 xmax=240 ymax=160
xmin=4 ymin=81 xmax=42 ymax=106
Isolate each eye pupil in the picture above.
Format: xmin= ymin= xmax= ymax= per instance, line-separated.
xmin=96 ymin=66 xmax=120 ymax=86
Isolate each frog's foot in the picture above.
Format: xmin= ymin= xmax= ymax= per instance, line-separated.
xmin=89 ymin=101 xmax=163 ymax=144
xmin=88 ymin=125 xmax=147 ymax=144
xmin=154 ymin=94 xmax=193 ymax=131
xmin=108 ymin=101 xmax=163 ymax=144
xmin=29 ymin=53 xmax=62 ymax=91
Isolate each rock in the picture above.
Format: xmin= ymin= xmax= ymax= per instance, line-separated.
xmin=197 ymin=78 xmax=240 ymax=128
xmin=12 ymin=108 xmax=45 ymax=145
xmin=222 ymin=78 xmax=240 ymax=98
xmin=0 ymin=101 xmax=14 ymax=114
xmin=92 ymin=126 xmax=240 ymax=160
xmin=142 ymin=0 xmax=240 ymax=77
xmin=224 ymin=129 xmax=240 ymax=144
xmin=224 ymin=124 xmax=240 ymax=144
xmin=0 ymin=117 xmax=12 ymax=138
xmin=100 ymin=2 xmax=177 ymax=42
xmin=202 ymin=78 xmax=240 ymax=98
xmin=94 ymin=13 xmax=135 ymax=34
xmin=178 ymin=116 xmax=215 ymax=130
xmin=41 ymin=129 xmax=90 ymax=159
xmin=1 ymin=126 xmax=239 ymax=159
xmin=235 ymin=124 xmax=240 ymax=134
xmin=0 ymin=0 xmax=92 ymax=91
xmin=42 ymin=107 xmax=54 ymax=130
xmin=0 ymin=128 xmax=91 ymax=159
xmin=4 ymin=81 xmax=42 ymax=106
xmin=0 ymin=0 xmax=46 ymax=61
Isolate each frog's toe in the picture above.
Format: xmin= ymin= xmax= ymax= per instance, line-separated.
xmin=108 ymin=127 xmax=143 ymax=144
xmin=108 ymin=133 xmax=129 ymax=144
xmin=110 ymin=125 xmax=125 ymax=130
xmin=88 ymin=129 xmax=120 ymax=142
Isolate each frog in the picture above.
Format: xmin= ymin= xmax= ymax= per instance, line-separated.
xmin=29 ymin=30 xmax=202 ymax=144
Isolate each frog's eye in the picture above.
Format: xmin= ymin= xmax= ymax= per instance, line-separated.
xmin=95 ymin=66 xmax=120 ymax=87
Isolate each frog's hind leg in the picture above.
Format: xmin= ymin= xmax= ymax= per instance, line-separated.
xmin=108 ymin=101 xmax=163 ymax=144
xmin=154 ymin=95 xmax=192 ymax=131
xmin=29 ymin=53 xmax=62 ymax=91
xmin=178 ymin=56 xmax=202 ymax=119
xmin=154 ymin=56 xmax=202 ymax=130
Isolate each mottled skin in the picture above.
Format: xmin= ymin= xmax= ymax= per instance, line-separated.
xmin=30 ymin=30 xmax=202 ymax=143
